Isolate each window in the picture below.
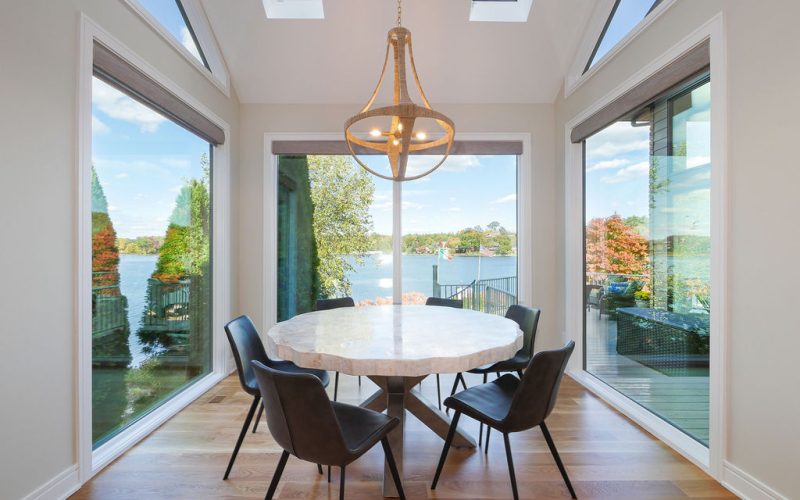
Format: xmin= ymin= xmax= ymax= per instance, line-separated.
xmin=583 ymin=74 xmax=711 ymax=445
xmin=276 ymin=153 xmax=519 ymax=319
xmin=91 ymin=76 xmax=213 ymax=447
xmin=136 ymin=0 xmax=209 ymax=68
xmin=585 ymin=0 xmax=661 ymax=72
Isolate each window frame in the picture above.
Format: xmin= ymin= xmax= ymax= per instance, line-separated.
xmin=563 ymin=15 xmax=727 ymax=479
xmin=563 ymin=0 xmax=679 ymax=99
xmin=121 ymin=0 xmax=231 ymax=96
xmin=262 ymin=133 xmax=533 ymax=337
xmin=77 ymin=14 xmax=232 ymax=484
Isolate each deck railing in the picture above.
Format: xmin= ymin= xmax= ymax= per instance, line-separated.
xmin=432 ymin=265 xmax=517 ymax=315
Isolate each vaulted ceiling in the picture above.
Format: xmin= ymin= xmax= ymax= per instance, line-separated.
xmin=201 ymin=0 xmax=598 ymax=104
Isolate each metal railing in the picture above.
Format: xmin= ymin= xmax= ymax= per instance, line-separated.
xmin=432 ymin=265 xmax=517 ymax=316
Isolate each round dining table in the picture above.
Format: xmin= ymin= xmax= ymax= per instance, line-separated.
xmin=266 ymin=304 xmax=523 ymax=497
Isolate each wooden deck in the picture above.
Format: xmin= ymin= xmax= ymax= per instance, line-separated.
xmin=71 ymin=371 xmax=732 ymax=499
xmin=585 ymin=309 xmax=710 ymax=444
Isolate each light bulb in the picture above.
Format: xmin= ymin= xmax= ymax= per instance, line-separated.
xmin=392 ymin=139 xmax=400 ymax=146
xmin=369 ymin=129 xmax=381 ymax=137
xmin=415 ymin=131 xmax=427 ymax=140
xmin=397 ymin=123 xmax=403 ymax=132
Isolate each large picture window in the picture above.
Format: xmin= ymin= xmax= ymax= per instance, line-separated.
xmin=583 ymin=74 xmax=711 ymax=445
xmin=276 ymin=153 xmax=518 ymax=320
xmin=91 ymin=76 xmax=213 ymax=447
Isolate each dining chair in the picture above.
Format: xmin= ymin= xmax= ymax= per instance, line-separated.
xmin=315 ymin=297 xmax=356 ymax=401
xmin=251 ymin=360 xmax=406 ymax=500
xmin=448 ymin=304 xmax=540 ymax=447
xmin=223 ymin=315 xmax=329 ymax=480
xmin=432 ymin=341 xmax=577 ymax=500
xmin=424 ymin=296 xmax=463 ymax=409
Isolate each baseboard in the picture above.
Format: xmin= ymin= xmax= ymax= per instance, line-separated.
xmin=20 ymin=464 xmax=80 ymax=500
xmin=722 ymin=462 xmax=787 ymax=500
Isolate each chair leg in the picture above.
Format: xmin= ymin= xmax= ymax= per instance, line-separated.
xmin=328 ymin=465 xmax=331 ymax=483
xmin=516 ymin=370 xmax=523 ymax=379
xmin=333 ymin=372 xmax=340 ymax=401
xmin=431 ymin=411 xmax=461 ymax=489
xmin=253 ymin=403 xmax=264 ymax=433
xmin=478 ymin=373 xmax=488 ymax=446
xmin=317 ymin=463 xmax=323 ymax=475
xmin=502 ymin=433 xmax=519 ymax=500
xmin=485 ymin=427 xmax=491 ymax=454
xmin=449 ymin=373 xmax=461 ymax=397
xmin=460 ymin=373 xmax=468 ymax=390
xmin=382 ymin=437 xmax=406 ymax=500
xmin=224 ymin=395 xmax=260 ymax=480
xmin=436 ymin=374 xmax=442 ymax=410
xmin=339 ymin=466 xmax=346 ymax=500
xmin=541 ymin=422 xmax=577 ymax=499
xmin=265 ymin=450 xmax=289 ymax=500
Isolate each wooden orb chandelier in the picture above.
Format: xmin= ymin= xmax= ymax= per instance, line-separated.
xmin=344 ymin=0 xmax=455 ymax=181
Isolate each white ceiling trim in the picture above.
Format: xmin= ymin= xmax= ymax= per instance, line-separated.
xmin=262 ymin=0 xmax=325 ymax=19
xmin=469 ymin=0 xmax=534 ymax=23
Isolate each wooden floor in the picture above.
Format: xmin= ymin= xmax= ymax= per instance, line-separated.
xmin=585 ymin=309 xmax=710 ymax=444
xmin=71 ymin=372 xmax=734 ymax=499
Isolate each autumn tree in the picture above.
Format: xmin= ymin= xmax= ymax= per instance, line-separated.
xmin=91 ymin=167 xmax=120 ymax=293
xmin=585 ymin=214 xmax=649 ymax=276
xmin=308 ymin=155 xmax=374 ymax=297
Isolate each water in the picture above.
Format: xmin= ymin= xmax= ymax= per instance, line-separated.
xmin=345 ymin=254 xmax=517 ymax=302
xmin=118 ymin=254 xmax=158 ymax=366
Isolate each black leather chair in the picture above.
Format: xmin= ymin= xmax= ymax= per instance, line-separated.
xmin=315 ymin=297 xmax=356 ymax=400
xmin=449 ymin=304 xmax=541 ymax=446
xmin=223 ymin=315 xmax=329 ymax=480
xmin=424 ymin=297 xmax=463 ymax=409
xmin=251 ymin=360 xmax=406 ymax=500
xmin=432 ymin=341 xmax=577 ymax=500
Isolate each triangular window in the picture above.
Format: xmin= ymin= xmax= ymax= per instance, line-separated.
xmin=585 ymin=0 xmax=661 ymax=73
xmin=137 ymin=0 xmax=209 ymax=69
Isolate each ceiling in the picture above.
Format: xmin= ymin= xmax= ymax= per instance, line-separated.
xmin=200 ymin=0 xmax=598 ymax=104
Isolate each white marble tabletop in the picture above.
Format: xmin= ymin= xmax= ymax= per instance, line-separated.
xmin=266 ymin=305 xmax=523 ymax=377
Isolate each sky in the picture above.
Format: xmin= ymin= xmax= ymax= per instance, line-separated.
xmin=366 ymin=155 xmax=518 ymax=235
xmin=588 ymin=0 xmax=658 ymax=69
xmin=136 ymin=0 xmax=205 ymax=64
xmin=92 ymin=77 xmax=209 ymax=239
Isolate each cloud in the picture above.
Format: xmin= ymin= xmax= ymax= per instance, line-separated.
xmin=115 ymin=173 xmax=129 ymax=179
xmin=585 ymin=122 xmax=650 ymax=159
xmin=600 ymin=161 xmax=649 ymax=184
xmin=587 ymin=158 xmax=629 ymax=172
xmin=92 ymin=78 xmax=166 ymax=133
xmin=444 ymin=207 xmax=461 ymax=212
xmin=492 ymin=193 xmax=516 ymax=204
xmin=180 ymin=27 xmax=203 ymax=62
xmin=401 ymin=200 xmax=425 ymax=210
xmin=404 ymin=155 xmax=481 ymax=176
xmin=449 ymin=197 xmax=457 ymax=202
xmin=92 ymin=115 xmax=110 ymax=135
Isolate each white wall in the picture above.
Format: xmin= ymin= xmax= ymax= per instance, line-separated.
xmin=0 ymin=2 xmax=239 ymax=499
xmin=237 ymin=103 xmax=562 ymax=347
xmin=555 ymin=1 xmax=800 ymax=497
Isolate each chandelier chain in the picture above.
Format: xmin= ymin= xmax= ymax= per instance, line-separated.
xmin=397 ymin=0 xmax=402 ymax=26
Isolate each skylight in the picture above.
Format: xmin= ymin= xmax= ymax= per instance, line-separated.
xmin=262 ymin=0 xmax=324 ymax=20
xmin=585 ymin=0 xmax=661 ymax=72
xmin=137 ymin=0 xmax=209 ymax=68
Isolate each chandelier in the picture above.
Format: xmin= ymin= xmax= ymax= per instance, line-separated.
xmin=344 ymin=0 xmax=455 ymax=181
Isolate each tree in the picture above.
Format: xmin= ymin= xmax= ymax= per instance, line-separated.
xmin=308 ymin=155 xmax=374 ymax=297
xmin=585 ymin=214 xmax=649 ymax=276
xmin=91 ymin=167 xmax=120 ymax=292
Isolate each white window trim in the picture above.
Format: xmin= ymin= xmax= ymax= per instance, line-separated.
xmin=77 ymin=14 xmax=232 ymax=484
xmin=564 ymin=0 xmax=679 ymax=99
xmin=563 ymin=12 xmax=726 ymax=480
xmin=262 ymin=132 xmax=533 ymax=336
xmin=121 ymin=0 xmax=231 ymax=97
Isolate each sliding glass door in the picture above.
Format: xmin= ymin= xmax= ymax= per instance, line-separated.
xmin=91 ymin=76 xmax=213 ymax=447
xmin=276 ymin=154 xmax=518 ymax=320
xmin=584 ymin=75 xmax=711 ymax=444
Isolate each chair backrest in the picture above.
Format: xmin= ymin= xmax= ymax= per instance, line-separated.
xmin=315 ymin=297 xmax=355 ymax=311
xmin=251 ymin=360 xmax=349 ymax=465
xmin=224 ymin=315 xmax=270 ymax=395
xmin=502 ymin=340 xmax=575 ymax=432
xmin=505 ymin=304 xmax=541 ymax=359
xmin=425 ymin=297 xmax=463 ymax=308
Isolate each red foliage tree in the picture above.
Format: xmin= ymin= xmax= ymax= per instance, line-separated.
xmin=586 ymin=214 xmax=649 ymax=276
